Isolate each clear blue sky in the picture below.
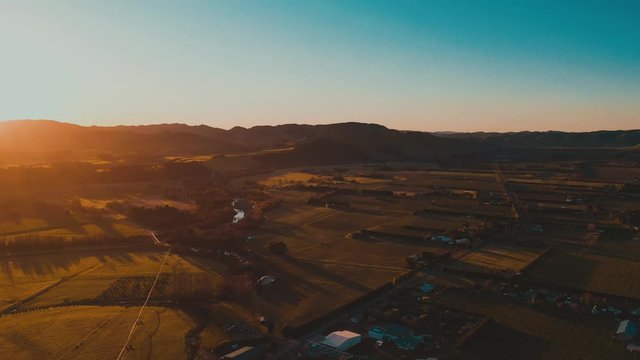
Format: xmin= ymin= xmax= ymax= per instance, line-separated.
xmin=1 ymin=0 xmax=638 ymax=131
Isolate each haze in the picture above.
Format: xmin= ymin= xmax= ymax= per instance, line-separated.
xmin=1 ymin=0 xmax=639 ymax=131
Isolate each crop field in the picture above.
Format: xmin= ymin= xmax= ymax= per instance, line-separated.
xmin=254 ymin=255 xmax=400 ymax=327
xmin=437 ymin=289 xmax=629 ymax=360
xmin=0 ymin=305 xmax=193 ymax=360
xmin=450 ymin=245 xmax=546 ymax=273
xmin=591 ymin=230 xmax=640 ymax=258
xmin=526 ymin=250 xmax=640 ymax=299
xmin=305 ymin=210 xmax=393 ymax=233
xmin=20 ymin=251 xmax=209 ymax=308
xmin=594 ymin=166 xmax=640 ymax=182
xmin=0 ymin=249 xmax=211 ymax=311
xmin=295 ymin=235 xmax=449 ymax=268
xmin=0 ymin=253 xmax=108 ymax=311
xmin=402 ymin=213 xmax=487 ymax=231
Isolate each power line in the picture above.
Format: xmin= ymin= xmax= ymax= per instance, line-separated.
xmin=115 ymin=249 xmax=171 ymax=360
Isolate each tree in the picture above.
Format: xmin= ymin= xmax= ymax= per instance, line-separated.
xmin=268 ymin=241 xmax=288 ymax=255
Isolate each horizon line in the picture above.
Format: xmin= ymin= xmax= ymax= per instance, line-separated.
xmin=1 ymin=118 xmax=639 ymax=134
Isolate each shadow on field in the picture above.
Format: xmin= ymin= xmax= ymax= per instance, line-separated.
xmin=254 ymin=255 xmax=326 ymax=301
xmin=0 ymin=250 xmax=158 ymax=280
xmin=464 ymin=321 xmax=549 ymax=360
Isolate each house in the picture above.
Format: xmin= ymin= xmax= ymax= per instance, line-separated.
xmin=256 ymin=275 xmax=277 ymax=286
xmin=616 ymin=320 xmax=638 ymax=341
xmin=321 ymin=330 xmax=362 ymax=351
xmin=369 ymin=323 xmax=423 ymax=351
xmin=221 ymin=346 xmax=263 ymax=360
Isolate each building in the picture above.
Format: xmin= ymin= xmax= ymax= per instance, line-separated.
xmin=616 ymin=320 xmax=638 ymax=341
xmin=257 ymin=275 xmax=277 ymax=286
xmin=321 ymin=330 xmax=362 ymax=351
xmin=369 ymin=323 xmax=423 ymax=350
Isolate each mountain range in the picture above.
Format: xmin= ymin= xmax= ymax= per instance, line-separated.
xmin=0 ymin=120 xmax=638 ymax=165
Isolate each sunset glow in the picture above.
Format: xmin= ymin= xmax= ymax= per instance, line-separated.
xmin=1 ymin=1 xmax=638 ymax=131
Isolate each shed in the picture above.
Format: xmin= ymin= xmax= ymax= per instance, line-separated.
xmin=321 ymin=330 xmax=362 ymax=351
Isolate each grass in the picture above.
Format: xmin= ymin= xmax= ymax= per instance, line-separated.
xmin=526 ymin=250 xmax=640 ymax=299
xmin=437 ymin=289 xmax=629 ymax=360
xmin=0 ymin=305 xmax=194 ymax=360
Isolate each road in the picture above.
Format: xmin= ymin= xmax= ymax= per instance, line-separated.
xmin=494 ymin=160 xmax=526 ymax=221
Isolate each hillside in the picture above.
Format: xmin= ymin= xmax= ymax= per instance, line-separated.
xmin=1 ymin=120 xmax=638 ymax=166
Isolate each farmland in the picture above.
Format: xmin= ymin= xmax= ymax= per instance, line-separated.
xmin=0 ymin=305 xmax=193 ymax=360
xmin=1 ymin=129 xmax=639 ymax=359
xmin=437 ymin=289 xmax=629 ymax=360
xmin=526 ymin=250 xmax=640 ymax=299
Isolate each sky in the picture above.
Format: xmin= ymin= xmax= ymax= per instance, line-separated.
xmin=0 ymin=0 xmax=638 ymax=132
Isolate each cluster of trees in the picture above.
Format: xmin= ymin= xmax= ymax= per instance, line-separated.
xmin=97 ymin=272 xmax=221 ymax=302
xmin=165 ymin=225 xmax=245 ymax=251
xmin=0 ymin=161 xmax=213 ymax=189
xmin=118 ymin=204 xmax=196 ymax=229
